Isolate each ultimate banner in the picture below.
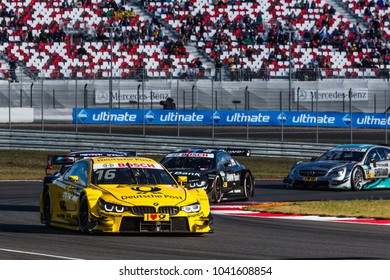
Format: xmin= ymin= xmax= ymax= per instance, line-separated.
xmin=73 ymin=109 xmax=390 ymax=128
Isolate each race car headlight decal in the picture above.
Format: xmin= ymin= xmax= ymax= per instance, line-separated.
xmin=99 ymin=200 xmax=126 ymax=213
xmin=329 ymin=167 xmax=346 ymax=178
xmin=188 ymin=180 xmax=207 ymax=188
xmin=181 ymin=203 xmax=201 ymax=213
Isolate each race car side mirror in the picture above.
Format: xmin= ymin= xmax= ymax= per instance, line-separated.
xmin=177 ymin=176 xmax=187 ymax=187
xmin=370 ymin=158 xmax=377 ymax=168
xmin=68 ymin=175 xmax=79 ymax=182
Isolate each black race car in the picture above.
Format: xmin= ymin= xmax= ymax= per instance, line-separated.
xmin=43 ymin=150 xmax=134 ymax=185
xmin=160 ymin=148 xmax=254 ymax=203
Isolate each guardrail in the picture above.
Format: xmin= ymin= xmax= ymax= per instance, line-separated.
xmin=0 ymin=129 xmax=333 ymax=159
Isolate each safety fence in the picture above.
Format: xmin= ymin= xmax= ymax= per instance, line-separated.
xmin=0 ymin=129 xmax=333 ymax=159
xmin=1 ymin=71 xmax=390 ymax=144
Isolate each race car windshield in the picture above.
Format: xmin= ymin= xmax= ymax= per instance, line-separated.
xmin=318 ymin=150 xmax=364 ymax=162
xmin=92 ymin=167 xmax=176 ymax=185
xmin=163 ymin=156 xmax=214 ymax=170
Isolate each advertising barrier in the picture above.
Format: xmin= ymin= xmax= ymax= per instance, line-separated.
xmin=73 ymin=109 xmax=390 ymax=129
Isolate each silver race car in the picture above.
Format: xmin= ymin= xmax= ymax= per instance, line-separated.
xmin=283 ymin=144 xmax=390 ymax=191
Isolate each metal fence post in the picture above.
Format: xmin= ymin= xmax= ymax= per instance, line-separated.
xmin=8 ymin=81 xmax=11 ymax=129
xmin=41 ymin=79 xmax=44 ymax=131
xmin=30 ymin=83 xmax=34 ymax=108
xmin=349 ymin=88 xmax=353 ymax=144
xmin=53 ymin=88 xmax=56 ymax=108
xmin=84 ymin=84 xmax=88 ymax=108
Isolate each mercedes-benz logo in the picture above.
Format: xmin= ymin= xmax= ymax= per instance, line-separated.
xmin=298 ymin=90 xmax=307 ymax=101
xmin=308 ymin=170 xmax=316 ymax=176
xmin=97 ymin=92 xmax=109 ymax=102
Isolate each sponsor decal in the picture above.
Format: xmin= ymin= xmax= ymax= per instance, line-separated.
xmin=145 ymin=111 xmax=155 ymax=123
xmin=213 ymin=111 xmax=221 ymax=123
xmin=119 ymin=186 xmax=183 ymax=200
xmin=160 ymin=112 xmax=204 ymax=122
xmin=173 ymin=171 xmax=202 ymax=177
xmin=295 ymin=89 xmax=368 ymax=102
xmin=226 ymin=173 xmax=240 ymax=182
xmin=91 ymin=111 xmax=137 ymax=122
xmin=230 ymin=189 xmax=242 ymax=193
xmin=356 ymin=115 xmax=390 ymax=126
xmin=93 ymin=162 xmax=163 ymax=169
xmin=121 ymin=194 xmax=183 ymax=200
xmin=343 ymin=114 xmax=351 ymax=126
xmin=166 ymin=153 xmax=214 ymax=158
xmin=187 ymin=212 xmax=204 ymax=218
xmin=334 ymin=148 xmax=367 ymax=152
xmin=77 ymin=109 xmax=88 ymax=123
xmin=277 ymin=112 xmax=287 ymax=124
xmin=144 ymin=213 xmax=169 ymax=221
xmin=95 ymin=90 xmax=171 ymax=104
xmin=225 ymin=112 xmax=270 ymax=123
xmin=290 ymin=113 xmax=335 ymax=124
xmin=374 ymin=169 xmax=388 ymax=176
xmin=132 ymin=186 xmax=162 ymax=194
xmin=122 ymin=194 xmax=162 ymax=199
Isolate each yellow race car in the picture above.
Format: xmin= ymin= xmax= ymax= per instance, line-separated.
xmin=40 ymin=156 xmax=213 ymax=234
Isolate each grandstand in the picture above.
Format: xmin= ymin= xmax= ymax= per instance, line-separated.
xmin=0 ymin=0 xmax=389 ymax=81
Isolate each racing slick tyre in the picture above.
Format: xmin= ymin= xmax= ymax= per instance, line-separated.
xmin=243 ymin=172 xmax=254 ymax=200
xmin=42 ymin=188 xmax=51 ymax=227
xmin=212 ymin=175 xmax=223 ymax=203
xmin=78 ymin=194 xmax=91 ymax=233
xmin=351 ymin=167 xmax=364 ymax=191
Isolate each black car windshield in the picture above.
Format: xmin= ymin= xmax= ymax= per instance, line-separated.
xmin=317 ymin=150 xmax=364 ymax=162
xmin=162 ymin=155 xmax=214 ymax=170
xmin=92 ymin=167 xmax=176 ymax=185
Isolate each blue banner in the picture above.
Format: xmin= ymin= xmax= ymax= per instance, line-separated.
xmin=73 ymin=109 xmax=390 ymax=128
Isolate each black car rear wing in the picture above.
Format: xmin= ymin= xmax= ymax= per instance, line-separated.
xmin=46 ymin=155 xmax=77 ymax=174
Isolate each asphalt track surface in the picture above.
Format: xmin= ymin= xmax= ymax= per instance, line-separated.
xmin=1 ymin=180 xmax=390 ymax=260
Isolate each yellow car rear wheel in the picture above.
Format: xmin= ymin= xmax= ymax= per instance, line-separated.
xmin=42 ymin=188 xmax=51 ymax=227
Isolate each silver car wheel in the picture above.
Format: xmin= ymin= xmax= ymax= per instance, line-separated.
xmin=351 ymin=167 xmax=364 ymax=191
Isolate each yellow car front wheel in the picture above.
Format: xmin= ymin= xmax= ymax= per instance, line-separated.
xmin=78 ymin=195 xmax=91 ymax=233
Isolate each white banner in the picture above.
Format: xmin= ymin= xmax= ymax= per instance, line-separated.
xmin=95 ymin=90 xmax=171 ymax=104
xmin=0 ymin=108 xmax=34 ymax=123
xmin=295 ymin=88 xmax=369 ymax=102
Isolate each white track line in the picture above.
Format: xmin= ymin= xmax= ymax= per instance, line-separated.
xmin=0 ymin=248 xmax=82 ymax=260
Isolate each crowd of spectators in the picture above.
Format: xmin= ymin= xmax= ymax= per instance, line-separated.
xmin=144 ymin=0 xmax=390 ymax=79
xmin=0 ymin=0 xmax=198 ymax=79
xmin=1 ymin=0 xmax=390 ymax=80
